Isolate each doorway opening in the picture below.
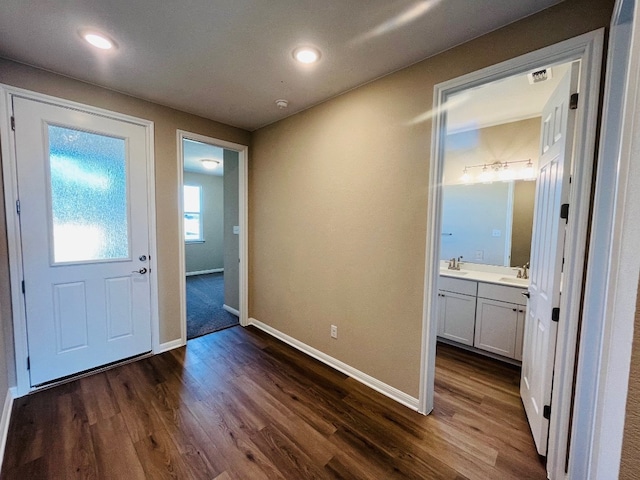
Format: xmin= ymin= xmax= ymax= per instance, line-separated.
xmin=177 ymin=131 xmax=249 ymax=342
xmin=434 ymin=58 xmax=574 ymax=472
xmin=420 ymin=30 xmax=604 ymax=480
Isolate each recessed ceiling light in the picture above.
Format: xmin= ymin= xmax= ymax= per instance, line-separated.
xmin=80 ymin=30 xmax=115 ymax=50
xmin=201 ymin=159 xmax=220 ymax=170
xmin=293 ymin=46 xmax=321 ymax=64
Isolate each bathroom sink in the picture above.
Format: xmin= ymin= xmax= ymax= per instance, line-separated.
xmin=440 ymin=270 xmax=468 ymax=276
xmin=499 ymin=276 xmax=529 ymax=286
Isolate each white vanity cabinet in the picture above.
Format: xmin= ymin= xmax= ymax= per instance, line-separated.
xmin=437 ymin=274 xmax=528 ymax=362
xmin=437 ymin=277 xmax=478 ymax=346
xmin=474 ymin=283 xmax=527 ymax=360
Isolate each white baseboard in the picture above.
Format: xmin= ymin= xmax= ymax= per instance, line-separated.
xmin=186 ymin=268 xmax=223 ymax=277
xmin=223 ymin=304 xmax=239 ymax=317
xmin=155 ymin=338 xmax=185 ymax=353
xmin=0 ymin=387 xmax=16 ymax=472
xmin=248 ymin=318 xmax=419 ymax=411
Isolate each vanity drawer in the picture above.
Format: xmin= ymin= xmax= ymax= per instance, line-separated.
xmin=439 ymin=276 xmax=477 ymax=296
xmin=478 ymin=282 xmax=527 ymax=304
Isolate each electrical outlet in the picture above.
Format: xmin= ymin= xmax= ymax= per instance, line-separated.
xmin=330 ymin=325 xmax=338 ymax=339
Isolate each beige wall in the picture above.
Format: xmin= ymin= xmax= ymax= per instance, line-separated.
xmin=223 ymin=150 xmax=240 ymax=311
xmin=512 ymin=180 xmax=536 ymax=267
xmin=444 ymin=117 xmax=541 ymax=185
xmin=184 ymin=172 xmax=224 ymax=273
xmin=621 ymin=281 xmax=640 ymax=479
xmin=250 ymin=0 xmax=614 ymax=397
xmin=0 ymin=57 xmax=250 ymax=358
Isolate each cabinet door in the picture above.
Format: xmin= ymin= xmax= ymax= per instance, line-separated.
xmin=514 ymin=305 xmax=526 ymax=361
xmin=438 ymin=291 xmax=476 ymax=346
xmin=474 ymin=298 xmax=519 ymax=358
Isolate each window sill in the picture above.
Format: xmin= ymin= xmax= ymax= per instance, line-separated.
xmin=185 ymin=240 xmax=205 ymax=244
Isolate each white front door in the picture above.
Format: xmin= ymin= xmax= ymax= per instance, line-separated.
xmin=13 ymin=96 xmax=153 ymax=386
xmin=520 ymin=63 xmax=578 ymax=456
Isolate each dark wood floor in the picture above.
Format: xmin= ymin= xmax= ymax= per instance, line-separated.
xmin=1 ymin=326 xmax=546 ymax=479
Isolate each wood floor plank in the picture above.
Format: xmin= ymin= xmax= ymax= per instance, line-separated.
xmin=45 ymin=390 xmax=98 ymax=480
xmin=1 ymin=327 xmax=546 ymax=479
xmin=133 ymin=426 xmax=205 ymax=480
xmin=186 ymin=399 xmax=285 ymax=480
xmin=249 ymin=424 xmax=330 ymax=480
xmin=89 ymin=413 xmax=146 ymax=480
xmin=79 ymin=372 xmax=120 ymax=426
xmin=235 ymin=374 xmax=337 ymax=466
xmin=103 ymin=366 xmax=165 ymax=443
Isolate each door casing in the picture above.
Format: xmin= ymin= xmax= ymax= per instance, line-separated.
xmin=419 ymin=29 xmax=604 ymax=478
xmin=0 ymin=86 xmax=160 ymax=397
xmin=176 ymin=130 xmax=250 ymax=345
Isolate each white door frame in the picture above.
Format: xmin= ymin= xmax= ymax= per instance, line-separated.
xmin=177 ymin=130 xmax=249 ymax=344
xmin=570 ymin=0 xmax=639 ymax=477
xmin=0 ymin=85 xmax=160 ymax=398
xmin=418 ymin=29 xmax=604 ymax=477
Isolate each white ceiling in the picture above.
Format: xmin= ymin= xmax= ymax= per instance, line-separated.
xmin=0 ymin=0 xmax=563 ymax=131
xmin=446 ymin=62 xmax=571 ymax=132
xmin=183 ymin=139 xmax=224 ymax=176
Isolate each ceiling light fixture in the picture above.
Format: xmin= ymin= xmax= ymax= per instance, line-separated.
xmin=293 ymin=46 xmax=321 ymax=64
xmin=201 ymin=159 xmax=220 ymax=170
xmin=80 ymin=30 xmax=116 ymax=50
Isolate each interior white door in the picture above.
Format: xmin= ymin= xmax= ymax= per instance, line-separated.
xmin=13 ymin=96 xmax=152 ymax=386
xmin=520 ymin=63 xmax=578 ymax=456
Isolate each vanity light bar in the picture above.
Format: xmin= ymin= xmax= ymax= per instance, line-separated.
xmin=461 ymin=159 xmax=535 ymax=183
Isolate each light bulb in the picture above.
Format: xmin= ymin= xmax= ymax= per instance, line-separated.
xmin=523 ymin=160 xmax=536 ymax=180
xmin=499 ymin=164 xmax=513 ymax=181
xmin=461 ymin=168 xmax=471 ymax=183
xmin=479 ymin=165 xmax=493 ymax=183
xmin=81 ymin=31 xmax=115 ymax=50
xmin=293 ymin=47 xmax=321 ymax=64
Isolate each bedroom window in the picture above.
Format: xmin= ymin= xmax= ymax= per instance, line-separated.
xmin=183 ymin=185 xmax=203 ymax=242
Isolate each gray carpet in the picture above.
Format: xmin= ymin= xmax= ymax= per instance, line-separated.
xmin=186 ymin=273 xmax=239 ymax=339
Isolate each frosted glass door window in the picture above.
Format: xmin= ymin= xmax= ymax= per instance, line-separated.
xmin=48 ymin=125 xmax=129 ymax=263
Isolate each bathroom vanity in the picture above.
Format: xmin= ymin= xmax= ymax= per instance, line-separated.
xmin=437 ymin=264 xmax=529 ymax=362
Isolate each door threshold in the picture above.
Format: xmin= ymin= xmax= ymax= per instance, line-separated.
xmin=29 ymin=351 xmax=153 ymax=393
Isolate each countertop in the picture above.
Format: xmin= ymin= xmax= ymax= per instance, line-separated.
xmin=439 ymin=267 xmax=530 ymax=289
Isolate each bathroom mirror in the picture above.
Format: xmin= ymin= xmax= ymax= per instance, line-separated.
xmin=440 ymin=180 xmax=536 ymax=267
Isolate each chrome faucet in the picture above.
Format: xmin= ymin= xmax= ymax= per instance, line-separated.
xmin=448 ymin=256 xmax=463 ymax=270
xmin=514 ymin=262 xmax=530 ymax=279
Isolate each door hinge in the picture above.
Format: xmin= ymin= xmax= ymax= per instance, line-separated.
xmin=552 ymin=307 xmax=560 ymax=322
xmin=10 ymin=116 xmax=15 ymax=131
xmin=21 ymin=280 xmax=25 ymax=294
xmin=569 ymin=93 xmax=579 ymax=110
xmin=15 ymin=200 xmax=20 ymax=215
xmin=26 ymin=356 xmax=30 ymax=370
xmin=560 ymin=203 xmax=569 ymax=221
xmin=543 ymin=404 xmax=551 ymax=420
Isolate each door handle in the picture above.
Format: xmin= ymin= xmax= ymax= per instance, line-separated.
xmin=521 ymin=291 xmax=530 ymax=298
xmin=132 ymin=267 xmax=148 ymax=274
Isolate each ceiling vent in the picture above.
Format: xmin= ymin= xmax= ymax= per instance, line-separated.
xmin=527 ymin=68 xmax=552 ymax=84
